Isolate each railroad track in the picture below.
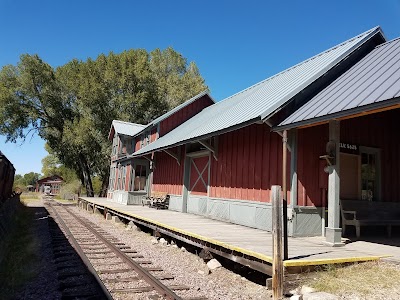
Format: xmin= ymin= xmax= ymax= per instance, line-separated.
xmin=45 ymin=200 xmax=207 ymax=300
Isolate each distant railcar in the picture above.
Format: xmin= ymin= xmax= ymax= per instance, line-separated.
xmin=0 ymin=152 xmax=16 ymax=203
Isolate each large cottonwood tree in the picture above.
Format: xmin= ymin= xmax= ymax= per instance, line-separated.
xmin=0 ymin=48 xmax=207 ymax=196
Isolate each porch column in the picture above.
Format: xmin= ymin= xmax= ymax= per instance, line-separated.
xmin=181 ymin=148 xmax=190 ymax=213
xmin=325 ymin=120 xmax=343 ymax=246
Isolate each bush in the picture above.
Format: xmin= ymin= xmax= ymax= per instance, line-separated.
xmin=59 ymin=180 xmax=82 ymax=200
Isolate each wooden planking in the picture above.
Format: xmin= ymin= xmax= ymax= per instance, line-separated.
xmin=152 ymin=148 xmax=184 ymax=195
xmin=297 ymin=125 xmax=328 ymax=207
xmin=81 ymin=197 xmax=397 ymax=266
xmin=209 ymin=123 xmax=288 ymax=203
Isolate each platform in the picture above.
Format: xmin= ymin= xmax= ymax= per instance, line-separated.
xmin=78 ymin=197 xmax=400 ymax=275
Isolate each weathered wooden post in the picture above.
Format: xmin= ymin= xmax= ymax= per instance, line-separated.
xmin=272 ymin=185 xmax=284 ymax=299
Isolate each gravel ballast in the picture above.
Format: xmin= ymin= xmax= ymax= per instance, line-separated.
xmin=73 ymin=204 xmax=271 ymax=300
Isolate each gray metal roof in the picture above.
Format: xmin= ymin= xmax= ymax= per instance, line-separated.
xmin=132 ymin=27 xmax=384 ymax=156
xmin=277 ymin=36 xmax=400 ymax=130
xmin=133 ymin=90 xmax=214 ymax=135
xmin=108 ymin=120 xmax=146 ymax=139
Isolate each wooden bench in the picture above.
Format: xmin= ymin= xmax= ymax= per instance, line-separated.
xmin=341 ymin=200 xmax=400 ymax=238
xmin=142 ymin=192 xmax=170 ymax=210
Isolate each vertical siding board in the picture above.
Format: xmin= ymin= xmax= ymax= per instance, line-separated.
xmin=159 ymin=95 xmax=214 ymax=137
xmin=152 ymin=149 xmax=183 ymax=195
xmin=236 ymin=128 xmax=244 ymax=200
xmin=226 ymin=132 xmax=233 ymax=199
xmin=297 ymin=130 xmax=305 ymax=206
xmin=220 ymin=134 xmax=227 ymax=198
xmin=247 ymin=126 xmax=255 ymax=200
xmin=241 ymin=127 xmax=249 ymax=200
xmin=261 ymin=125 xmax=270 ymax=202
xmin=254 ymin=124 xmax=263 ymax=201
xmin=231 ymin=130 xmax=238 ymax=200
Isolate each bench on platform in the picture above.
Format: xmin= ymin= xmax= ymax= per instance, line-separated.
xmin=142 ymin=192 xmax=170 ymax=210
xmin=340 ymin=200 xmax=400 ymax=238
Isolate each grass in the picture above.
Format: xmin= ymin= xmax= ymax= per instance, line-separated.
xmin=54 ymin=198 xmax=77 ymax=204
xmin=302 ymin=261 xmax=400 ymax=297
xmin=19 ymin=192 xmax=40 ymax=203
xmin=0 ymin=202 xmax=39 ymax=299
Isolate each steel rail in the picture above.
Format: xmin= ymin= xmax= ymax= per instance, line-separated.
xmin=46 ymin=202 xmax=113 ymax=300
xmin=63 ymin=205 xmax=183 ymax=300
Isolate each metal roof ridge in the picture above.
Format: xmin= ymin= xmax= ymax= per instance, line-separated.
xmin=260 ymin=26 xmax=384 ymax=120
xmin=375 ymin=36 xmax=400 ymax=48
xmin=217 ymin=26 xmax=382 ymax=106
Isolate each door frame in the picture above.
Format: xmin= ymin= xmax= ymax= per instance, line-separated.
xmin=359 ymin=146 xmax=381 ymax=201
xmin=182 ymin=149 xmax=211 ymax=213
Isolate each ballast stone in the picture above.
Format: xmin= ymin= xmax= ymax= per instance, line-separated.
xmin=207 ymin=258 xmax=222 ymax=271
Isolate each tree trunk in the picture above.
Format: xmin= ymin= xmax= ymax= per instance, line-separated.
xmin=99 ymin=171 xmax=109 ymax=197
xmin=78 ymin=153 xmax=94 ymax=197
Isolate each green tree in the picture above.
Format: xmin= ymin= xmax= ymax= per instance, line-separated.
xmin=1 ymin=48 xmax=207 ymax=197
xmin=13 ymin=172 xmax=40 ymax=190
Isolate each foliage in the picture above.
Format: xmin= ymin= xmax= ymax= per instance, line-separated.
xmin=0 ymin=202 xmax=39 ymax=298
xmin=92 ymin=176 xmax=102 ymax=196
xmin=13 ymin=172 xmax=41 ymax=190
xmin=59 ymin=179 xmax=82 ymax=199
xmin=41 ymin=143 xmax=77 ymax=183
xmin=0 ymin=48 xmax=207 ymax=196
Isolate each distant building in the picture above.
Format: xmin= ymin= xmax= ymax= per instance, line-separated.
xmin=26 ymin=185 xmax=35 ymax=192
xmin=36 ymin=175 xmax=64 ymax=195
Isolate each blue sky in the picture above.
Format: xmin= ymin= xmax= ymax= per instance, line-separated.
xmin=1 ymin=0 xmax=400 ymax=175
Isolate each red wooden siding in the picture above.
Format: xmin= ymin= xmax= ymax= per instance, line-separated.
xmin=135 ymin=137 xmax=141 ymax=152
xmin=150 ymin=128 xmax=158 ymax=142
xmin=125 ymin=164 xmax=131 ymax=191
xmin=159 ymin=95 xmax=214 ymax=137
xmin=296 ymin=108 xmax=400 ymax=206
xmin=341 ymin=109 xmax=400 ymax=203
xmin=297 ymin=125 xmax=329 ymax=207
xmin=152 ymin=147 xmax=185 ymax=195
xmin=209 ymin=123 xmax=290 ymax=203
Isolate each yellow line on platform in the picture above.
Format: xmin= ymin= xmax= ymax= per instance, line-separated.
xmin=284 ymin=255 xmax=390 ymax=267
xmin=81 ymin=197 xmax=274 ymax=263
xmin=80 ymin=198 xmax=390 ymax=268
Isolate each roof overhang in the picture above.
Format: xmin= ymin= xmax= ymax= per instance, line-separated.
xmin=129 ymin=117 xmax=261 ymax=159
xmin=273 ymin=97 xmax=400 ymax=132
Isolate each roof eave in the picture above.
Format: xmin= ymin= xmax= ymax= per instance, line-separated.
xmin=129 ymin=117 xmax=262 ymax=158
xmin=273 ymin=97 xmax=400 ymax=132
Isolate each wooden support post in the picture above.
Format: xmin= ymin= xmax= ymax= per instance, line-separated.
xmin=272 ymin=185 xmax=284 ymax=299
xmin=282 ymin=130 xmax=288 ymax=260
xmin=325 ymin=120 xmax=343 ymax=246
